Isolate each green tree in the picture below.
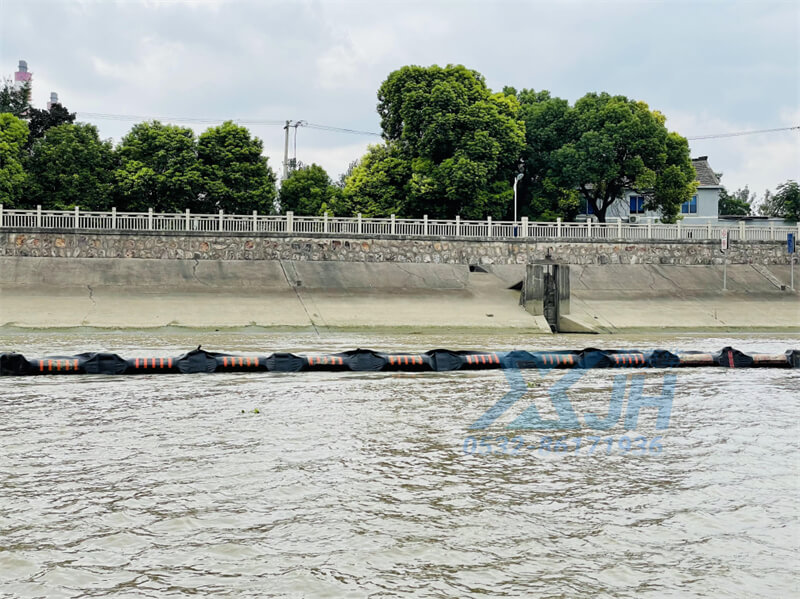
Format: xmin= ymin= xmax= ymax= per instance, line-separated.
xmin=113 ymin=121 xmax=203 ymax=212
xmin=24 ymin=123 xmax=115 ymax=210
xmin=520 ymin=91 xmax=696 ymax=223
xmin=0 ymin=81 xmax=31 ymax=118
xmin=335 ymin=143 xmax=411 ymax=216
xmin=773 ymin=180 xmax=800 ymax=222
xmin=279 ymin=163 xmax=338 ymax=215
xmin=26 ymin=103 xmax=76 ymax=149
xmin=718 ymin=186 xmax=753 ymax=216
xmin=345 ymin=64 xmax=526 ymax=219
xmin=197 ymin=121 xmax=277 ymax=213
xmin=515 ymin=89 xmax=579 ymax=220
xmin=0 ymin=112 xmax=28 ymax=207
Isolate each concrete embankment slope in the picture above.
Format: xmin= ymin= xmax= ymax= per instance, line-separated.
xmin=0 ymin=257 xmax=796 ymax=332
xmin=0 ymin=257 xmax=544 ymax=331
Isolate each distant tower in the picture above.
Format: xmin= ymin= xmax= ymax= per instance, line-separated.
xmin=47 ymin=92 xmax=59 ymax=109
xmin=14 ymin=60 xmax=32 ymax=92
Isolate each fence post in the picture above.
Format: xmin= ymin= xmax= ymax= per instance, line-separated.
xmin=324 ymin=212 xmax=329 ymax=234
xmin=521 ymin=216 xmax=528 ymax=238
xmin=455 ymin=215 xmax=460 ymax=237
xmin=185 ymin=208 xmax=190 ymax=231
xmin=770 ymin=223 xmax=775 ymax=241
xmin=252 ymin=210 xmax=258 ymax=231
xmin=423 ymin=214 xmax=428 ymax=236
xmin=487 ymin=216 xmax=493 ymax=237
xmin=617 ymin=218 xmax=622 ymax=238
xmin=0 ymin=204 xmax=3 ymax=229
xmin=112 ymin=206 xmax=117 ymax=230
xmin=74 ymin=206 xmax=79 ymax=229
xmin=357 ymin=212 xmax=362 ymax=234
xmin=148 ymin=208 xmax=153 ymax=231
xmin=286 ymin=211 xmax=294 ymax=233
xmin=677 ymin=220 xmax=681 ymax=240
xmin=391 ymin=214 xmax=396 ymax=235
xmin=557 ymin=217 xmax=562 ymax=238
xmin=218 ymin=209 xmax=224 ymax=232
xmin=707 ymin=222 xmax=712 ymax=239
xmin=647 ymin=221 xmax=652 ymax=239
xmin=36 ymin=205 xmax=42 ymax=228
xmin=587 ymin=218 xmax=592 ymax=238
xmin=737 ymin=220 xmax=744 ymax=241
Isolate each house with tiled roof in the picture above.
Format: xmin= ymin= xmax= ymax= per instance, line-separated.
xmin=580 ymin=156 xmax=723 ymax=223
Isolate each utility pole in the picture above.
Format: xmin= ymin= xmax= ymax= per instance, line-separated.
xmin=291 ymin=121 xmax=306 ymax=172
xmin=282 ymin=120 xmax=292 ymax=180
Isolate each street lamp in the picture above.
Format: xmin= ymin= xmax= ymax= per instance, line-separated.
xmin=513 ymin=172 xmax=524 ymax=222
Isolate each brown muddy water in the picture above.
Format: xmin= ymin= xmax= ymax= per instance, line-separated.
xmin=1 ymin=331 xmax=799 ymax=598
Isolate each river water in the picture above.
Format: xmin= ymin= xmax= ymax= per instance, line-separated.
xmin=1 ymin=331 xmax=798 ymax=598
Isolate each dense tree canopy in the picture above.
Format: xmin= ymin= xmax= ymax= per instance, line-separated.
xmin=514 ymin=91 xmax=696 ymax=223
xmin=24 ymin=123 xmax=115 ymax=210
xmin=0 ymin=113 xmax=28 ymax=207
xmin=26 ymin=103 xmax=76 ymax=149
xmin=342 ymin=64 xmax=526 ymax=219
xmin=278 ymin=163 xmax=338 ymax=215
xmin=113 ymin=121 xmax=204 ymax=212
xmin=197 ymin=121 xmax=277 ymax=213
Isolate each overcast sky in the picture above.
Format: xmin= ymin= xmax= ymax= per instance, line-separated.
xmin=1 ymin=0 xmax=798 ymax=203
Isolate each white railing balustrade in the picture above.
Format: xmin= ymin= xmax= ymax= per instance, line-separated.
xmin=0 ymin=205 xmax=797 ymax=243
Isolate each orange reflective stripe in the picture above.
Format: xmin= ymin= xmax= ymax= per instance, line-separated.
xmin=255 ymin=357 xmax=259 ymax=367
xmin=39 ymin=360 xmax=44 ymax=372
xmin=168 ymin=358 xmax=173 ymax=368
xmin=48 ymin=360 xmax=52 ymax=372
xmin=389 ymin=356 xmax=395 ymax=365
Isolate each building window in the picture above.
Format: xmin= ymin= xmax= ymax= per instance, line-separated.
xmin=629 ymin=196 xmax=645 ymax=214
xmin=585 ymin=199 xmax=594 ymax=214
xmin=681 ymin=195 xmax=698 ymax=214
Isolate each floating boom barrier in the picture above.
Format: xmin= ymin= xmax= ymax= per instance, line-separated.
xmin=1 ymin=347 xmax=798 ymax=376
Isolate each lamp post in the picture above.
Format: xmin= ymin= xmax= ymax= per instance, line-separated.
xmin=513 ymin=173 xmax=524 ymax=222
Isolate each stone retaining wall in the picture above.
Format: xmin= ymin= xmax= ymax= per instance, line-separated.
xmin=0 ymin=229 xmax=791 ymax=265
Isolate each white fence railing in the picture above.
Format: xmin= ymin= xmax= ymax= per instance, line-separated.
xmin=0 ymin=205 xmax=797 ymax=242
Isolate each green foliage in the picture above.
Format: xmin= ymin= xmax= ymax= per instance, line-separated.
xmin=279 ymin=163 xmax=339 ymax=215
xmin=516 ymin=90 xmax=696 ymax=222
xmin=26 ymin=104 xmax=76 ymax=149
xmin=0 ymin=81 xmax=31 ymax=118
xmin=335 ymin=143 xmax=410 ymax=216
xmin=197 ymin=121 xmax=277 ymax=213
xmin=344 ymin=64 xmax=525 ymax=219
xmin=0 ymin=113 xmax=29 ymax=207
xmin=24 ymin=123 xmax=115 ymax=210
xmin=718 ymin=186 xmax=753 ymax=216
xmin=773 ymin=180 xmax=800 ymax=222
xmin=113 ymin=121 xmax=204 ymax=212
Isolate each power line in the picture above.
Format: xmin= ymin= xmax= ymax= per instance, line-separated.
xmin=77 ymin=112 xmax=382 ymax=136
xmin=77 ymin=111 xmax=798 ymax=141
xmin=687 ymin=125 xmax=800 ymax=140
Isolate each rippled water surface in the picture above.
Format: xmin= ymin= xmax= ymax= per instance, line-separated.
xmin=1 ymin=331 xmax=799 ymax=598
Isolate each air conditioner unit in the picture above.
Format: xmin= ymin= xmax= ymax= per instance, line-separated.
xmin=628 ymin=215 xmax=639 ymax=223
